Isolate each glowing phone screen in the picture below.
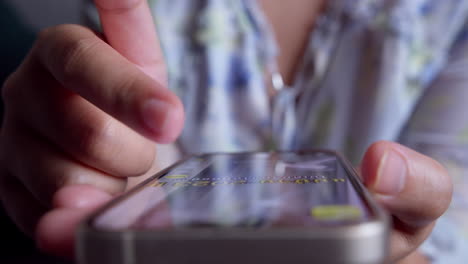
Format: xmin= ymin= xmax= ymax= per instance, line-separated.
xmin=93 ymin=152 xmax=373 ymax=230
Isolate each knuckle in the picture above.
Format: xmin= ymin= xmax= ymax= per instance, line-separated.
xmin=77 ymin=117 xmax=117 ymax=165
xmin=36 ymin=25 xmax=100 ymax=84
xmin=73 ymin=111 xmax=155 ymax=176
xmin=59 ymin=38 xmax=101 ymax=84
xmin=75 ymin=116 xmax=155 ymax=176
xmin=36 ymin=24 xmax=89 ymax=47
xmin=110 ymin=72 xmax=140 ymax=111
xmin=35 ymin=25 xmax=72 ymax=56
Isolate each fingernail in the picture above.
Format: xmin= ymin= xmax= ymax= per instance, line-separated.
xmin=141 ymin=99 xmax=172 ymax=136
xmin=375 ymin=149 xmax=407 ymax=195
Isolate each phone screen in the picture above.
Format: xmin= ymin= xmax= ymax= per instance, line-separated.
xmin=93 ymin=152 xmax=375 ymax=231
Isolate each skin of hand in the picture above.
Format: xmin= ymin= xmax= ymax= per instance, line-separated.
xmin=0 ymin=1 xmax=452 ymax=263
xmin=0 ymin=0 xmax=184 ymax=258
xmin=361 ymin=141 xmax=452 ymax=263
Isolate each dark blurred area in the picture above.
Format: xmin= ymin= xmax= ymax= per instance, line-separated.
xmin=0 ymin=0 xmax=36 ymax=261
xmin=0 ymin=2 xmax=69 ymax=263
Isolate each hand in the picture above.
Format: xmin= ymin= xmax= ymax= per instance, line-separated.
xmin=0 ymin=0 xmax=184 ymax=258
xmin=361 ymin=141 xmax=452 ymax=263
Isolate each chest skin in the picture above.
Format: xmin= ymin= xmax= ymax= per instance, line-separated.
xmin=257 ymin=0 xmax=325 ymax=86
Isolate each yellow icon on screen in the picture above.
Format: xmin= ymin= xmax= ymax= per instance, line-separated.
xmin=165 ymin=174 xmax=188 ymax=179
xmin=311 ymin=205 xmax=361 ymax=221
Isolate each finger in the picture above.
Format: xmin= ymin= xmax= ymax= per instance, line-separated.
xmin=0 ymin=117 xmax=125 ymax=207
xmin=37 ymin=208 xmax=94 ymax=258
xmin=361 ymin=141 xmax=453 ymax=260
xmin=362 ymin=141 xmax=452 ymax=226
xmin=0 ymin=172 xmax=46 ymax=236
xmin=36 ymin=185 xmax=113 ymax=258
xmin=53 ymin=185 xmax=113 ymax=209
xmin=33 ymin=24 xmax=184 ymax=143
xmin=3 ymin=64 xmax=157 ymax=177
xmin=94 ymin=0 xmax=166 ymax=82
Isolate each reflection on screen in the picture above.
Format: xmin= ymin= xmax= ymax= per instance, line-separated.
xmin=94 ymin=152 xmax=372 ymax=230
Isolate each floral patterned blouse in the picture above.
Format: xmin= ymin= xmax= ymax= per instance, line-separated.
xmin=86 ymin=0 xmax=468 ymax=262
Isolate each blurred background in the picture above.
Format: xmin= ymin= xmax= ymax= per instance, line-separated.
xmin=1 ymin=1 xmax=81 ymax=263
xmin=5 ymin=0 xmax=80 ymax=30
xmin=1 ymin=0 xmax=81 ymax=83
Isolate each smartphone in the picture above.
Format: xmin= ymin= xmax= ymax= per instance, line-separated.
xmin=77 ymin=150 xmax=389 ymax=264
